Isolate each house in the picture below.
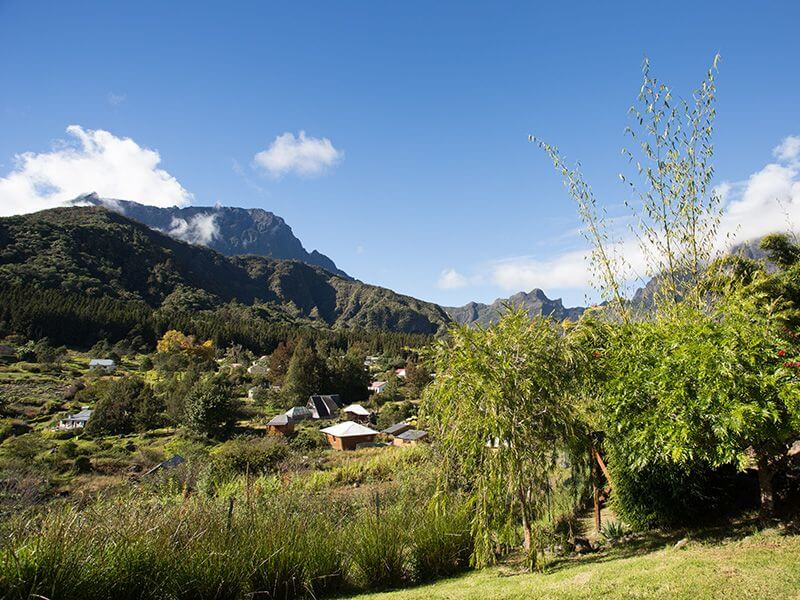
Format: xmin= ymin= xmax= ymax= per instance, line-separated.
xmin=58 ymin=407 xmax=93 ymax=430
xmin=247 ymin=362 xmax=270 ymax=376
xmin=266 ymin=414 xmax=294 ymax=435
xmin=320 ymin=421 xmax=379 ymax=451
xmin=381 ymin=421 xmax=413 ymax=437
xmin=89 ymin=358 xmax=116 ymax=372
xmin=393 ymin=429 xmax=428 ymax=446
xmin=343 ymin=403 xmax=372 ymax=424
xmin=284 ymin=406 xmax=312 ymax=423
xmin=368 ymin=381 xmax=388 ymax=394
xmin=395 ymin=368 xmax=407 ymax=379
xmin=307 ymin=394 xmax=343 ymax=419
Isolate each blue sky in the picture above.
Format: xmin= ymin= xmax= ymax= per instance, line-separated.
xmin=1 ymin=1 xmax=799 ymax=307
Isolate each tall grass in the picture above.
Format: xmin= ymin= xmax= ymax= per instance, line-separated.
xmin=0 ymin=483 xmax=471 ymax=599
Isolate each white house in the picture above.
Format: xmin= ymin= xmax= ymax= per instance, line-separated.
xmin=343 ymin=403 xmax=372 ymax=423
xmin=368 ymin=381 xmax=388 ymax=394
xmin=89 ymin=358 xmax=116 ymax=372
xmin=58 ymin=407 xmax=93 ymax=430
xmin=395 ymin=368 xmax=407 ymax=379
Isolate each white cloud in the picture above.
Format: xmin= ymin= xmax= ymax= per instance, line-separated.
xmin=438 ymin=268 xmax=469 ymax=289
xmin=446 ymin=135 xmax=800 ymax=297
xmin=253 ymin=131 xmax=343 ymax=178
xmin=720 ymin=135 xmax=800 ymax=243
xmin=163 ymin=213 xmax=219 ymax=246
xmin=773 ymin=135 xmax=800 ymax=163
xmin=0 ymin=125 xmax=192 ymax=217
xmin=488 ymin=251 xmax=591 ymax=291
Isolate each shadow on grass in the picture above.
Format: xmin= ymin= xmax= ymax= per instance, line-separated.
xmin=542 ymin=513 xmax=782 ymax=575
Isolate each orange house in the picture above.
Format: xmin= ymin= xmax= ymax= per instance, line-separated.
xmin=320 ymin=421 xmax=379 ymax=451
xmin=266 ymin=414 xmax=295 ymax=435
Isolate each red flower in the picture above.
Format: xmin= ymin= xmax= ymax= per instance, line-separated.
xmin=778 ymin=349 xmax=787 ymax=358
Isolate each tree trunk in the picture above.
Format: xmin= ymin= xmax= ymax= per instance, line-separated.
xmin=756 ymin=453 xmax=776 ymax=519
xmin=517 ymin=486 xmax=533 ymax=553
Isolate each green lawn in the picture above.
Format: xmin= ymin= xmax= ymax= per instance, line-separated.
xmin=349 ymin=524 xmax=800 ymax=599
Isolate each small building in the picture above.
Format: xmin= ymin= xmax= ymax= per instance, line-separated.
xmin=343 ymin=403 xmax=372 ymax=424
xmin=266 ymin=414 xmax=294 ymax=435
xmin=307 ymin=394 xmax=343 ymax=419
xmin=284 ymin=406 xmax=312 ymax=423
xmin=381 ymin=421 xmax=413 ymax=437
xmin=369 ymin=381 xmax=388 ymax=394
xmin=393 ymin=429 xmax=428 ymax=446
xmin=89 ymin=358 xmax=116 ymax=372
xmin=58 ymin=407 xmax=93 ymax=430
xmin=247 ymin=362 xmax=270 ymax=376
xmin=395 ymin=368 xmax=407 ymax=379
xmin=320 ymin=421 xmax=379 ymax=451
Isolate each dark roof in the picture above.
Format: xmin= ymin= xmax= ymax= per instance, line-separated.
xmin=307 ymin=394 xmax=343 ymax=419
xmin=267 ymin=414 xmax=290 ymax=427
xmin=381 ymin=422 xmax=413 ymax=436
xmin=397 ymin=429 xmax=428 ymax=441
xmin=143 ymin=454 xmax=185 ymax=476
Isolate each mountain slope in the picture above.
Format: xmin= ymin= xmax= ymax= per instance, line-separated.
xmin=69 ymin=193 xmax=348 ymax=278
xmin=0 ymin=207 xmax=449 ymax=334
xmin=445 ymin=289 xmax=585 ymax=327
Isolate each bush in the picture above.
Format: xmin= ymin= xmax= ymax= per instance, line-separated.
xmin=609 ymin=453 xmax=750 ymax=529
xmin=210 ymin=436 xmax=289 ymax=475
xmin=183 ymin=376 xmax=236 ymax=438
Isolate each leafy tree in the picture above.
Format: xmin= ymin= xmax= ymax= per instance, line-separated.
xmin=86 ymin=376 xmax=163 ymax=435
xmin=422 ymin=310 xmax=588 ymax=568
xmin=282 ymin=339 xmax=327 ymax=405
xmin=404 ymin=360 xmax=432 ymax=397
xmin=377 ymin=401 xmax=414 ymax=430
xmin=183 ymin=376 xmax=236 ymax=438
xmin=327 ymin=353 xmax=370 ymax=404
xmin=602 ymin=296 xmax=800 ymax=517
xmin=267 ymin=341 xmax=294 ymax=386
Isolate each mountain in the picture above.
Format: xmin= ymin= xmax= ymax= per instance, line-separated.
xmin=0 ymin=206 xmax=450 ymax=334
xmin=69 ymin=193 xmax=348 ymax=278
xmin=445 ymin=289 xmax=585 ymax=327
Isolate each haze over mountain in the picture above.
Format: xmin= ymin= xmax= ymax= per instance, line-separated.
xmin=69 ymin=193 xmax=348 ymax=278
xmin=0 ymin=206 xmax=449 ymax=334
xmin=445 ymin=289 xmax=586 ymax=327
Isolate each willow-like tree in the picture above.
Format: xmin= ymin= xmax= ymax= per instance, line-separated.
xmin=422 ymin=310 xmax=589 ymax=568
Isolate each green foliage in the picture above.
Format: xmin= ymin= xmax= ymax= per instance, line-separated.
xmin=377 ymin=401 xmax=414 ymax=431
xmin=85 ymin=377 xmax=163 ymax=436
xmin=282 ymin=338 xmax=326 ymax=404
xmin=422 ymin=310 xmax=591 ymax=568
xmin=209 ymin=436 xmax=289 ymax=476
xmin=182 ymin=376 xmax=237 ymax=438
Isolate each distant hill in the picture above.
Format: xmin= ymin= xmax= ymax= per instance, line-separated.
xmin=0 ymin=207 xmax=450 ymax=334
xmin=445 ymin=289 xmax=585 ymax=327
xmin=69 ymin=193 xmax=348 ymax=278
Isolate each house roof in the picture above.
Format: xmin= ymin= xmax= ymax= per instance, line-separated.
xmin=397 ymin=429 xmax=428 ymax=441
xmin=369 ymin=381 xmax=387 ymax=388
xmin=267 ymin=414 xmax=290 ymax=427
xmin=285 ymin=406 xmax=312 ymax=421
xmin=307 ymin=394 xmax=342 ymax=419
xmin=320 ymin=421 xmax=379 ymax=438
xmin=382 ymin=422 xmax=413 ymax=436
xmin=63 ymin=408 xmax=93 ymax=422
xmin=343 ymin=404 xmax=370 ymax=416
xmin=143 ymin=454 xmax=185 ymax=476
xmin=89 ymin=358 xmax=115 ymax=366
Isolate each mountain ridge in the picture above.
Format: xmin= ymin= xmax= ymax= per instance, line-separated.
xmin=69 ymin=193 xmax=349 ymax=278
xmin=444 ymin=288 xmax=586 ymax=327
xmin=0 ymin=206 xmax=449 ymax=334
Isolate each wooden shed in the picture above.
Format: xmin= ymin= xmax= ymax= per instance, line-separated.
xmin=343 ymin=403 xmax=372 ymax=424
xmin=266 ymin=414 xmax=294 ymax=435
xmin=393 ymin=429 xmax=428 ymax=446
xmin=320 ymin=421 xmax=379 ymax=451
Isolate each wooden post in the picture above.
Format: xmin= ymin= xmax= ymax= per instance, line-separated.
xmin=227 ymin=496 xmax=235 ymax=533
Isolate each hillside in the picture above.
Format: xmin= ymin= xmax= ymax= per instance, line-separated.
xmin=0 ymin=206 xmax=450 ymax=334
xmin=445 ymin=289 xmax=585 ymax=327
xmin=70 ymin=193 xmax=349 ymax=277
xmin=352 ymin=524 xmax=800 ymax=600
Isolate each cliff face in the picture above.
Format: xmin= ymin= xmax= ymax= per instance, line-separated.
xmin=70 ymin=193 xmax=348 ymax=277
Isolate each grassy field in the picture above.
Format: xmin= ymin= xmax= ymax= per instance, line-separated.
xmin=349 ymin=522 xmax=800 ymax=600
